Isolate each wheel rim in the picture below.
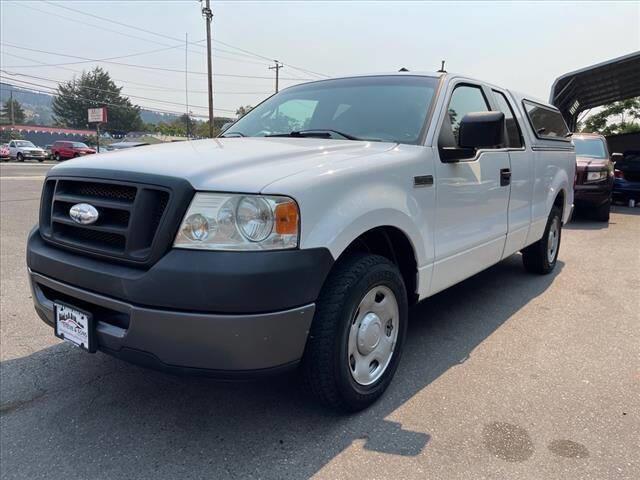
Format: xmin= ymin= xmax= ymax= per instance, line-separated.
xmin=347 ymin=285 xmax=399 ymax=386
xmin=547 ymin=217 xmax=560 ymax=263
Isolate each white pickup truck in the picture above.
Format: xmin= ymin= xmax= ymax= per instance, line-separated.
xmin=8 ymin=139 xmax=47 ymax=162
xmin=27 ymin=72 xmax=575 ymax=411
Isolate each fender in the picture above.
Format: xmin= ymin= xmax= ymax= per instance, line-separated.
xmin=301 ymin=185 xmax=427 ymax=266
xmin=546 ymin=169 xmax=570 ymax=219
xmin=527 ymin=166 xmax=571 ymax=245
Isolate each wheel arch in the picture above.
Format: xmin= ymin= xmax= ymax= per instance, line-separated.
xmin=331 ymin=224 xmax=421 ymax=305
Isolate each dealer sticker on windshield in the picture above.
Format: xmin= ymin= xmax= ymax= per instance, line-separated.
xmin=54 ymin=302 xmax=95 ymax=352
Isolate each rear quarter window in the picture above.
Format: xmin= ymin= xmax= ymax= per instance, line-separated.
xmin=523 ymin=100 xmax=570 ymax=141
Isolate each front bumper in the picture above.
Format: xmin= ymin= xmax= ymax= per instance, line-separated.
xmin=27 ymin=228 xmax=334 ymax=375
xmin=21 ymin=152 xmax=46 ymax=159
xmin=574 ymin=182 xmax=612 ymax=208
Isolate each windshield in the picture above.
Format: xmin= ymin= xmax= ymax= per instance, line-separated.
xmin=224 ymin=76 xmax=439 ymax=144
xmin=71 ymin=142 xmax=89 ymax=148
xmin=15 ymin=141 xmax=36 ymax=147
xmin=574 ymin=137 xmax=607 ymax=158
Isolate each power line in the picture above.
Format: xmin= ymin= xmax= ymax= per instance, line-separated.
xmin=1 ymin=77 xmax=237 ymax=115
xmin=1 ymin=51 xmax=272 ymax=94
xmin=43 ymin=1 xmax=199 ymax=49
xmin=212 ymin=38 xmax=329 ymax=79
xmin=12 ymin=1 xmax=275 ymax=68
xmin=2 ymin=43 xmax=313 ymax=80
xmin=1 ymin=70 xmax=211 ymax=112
xmin=39 ymin=0 xmax=329 ymax=78
xmin=2 ymin=79 xmax=209 ymax=119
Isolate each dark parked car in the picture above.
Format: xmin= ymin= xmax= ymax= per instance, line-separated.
xmin=613 ymin=150 xmax=640 ymax=206
xmin=573 ymin=133 xmax=614 ymax=222
xmin=51 ymin=141 xmax=96 ymax=161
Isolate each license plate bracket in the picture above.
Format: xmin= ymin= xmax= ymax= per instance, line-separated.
xmin=54 ymin=301 xmax=96 ymax=353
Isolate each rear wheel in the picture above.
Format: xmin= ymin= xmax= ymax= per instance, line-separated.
xmin=16 ymin=153 xmax=24 ymax=162
xmin=302 ymin=254 xmax=408 ymax=412
xmin=594 ymin=200 xmax=610 ymax=222
xmin=522 ymin=206 xmax=562 ymax=275
xmin=54 ymin=153 xmax=61 ymax=162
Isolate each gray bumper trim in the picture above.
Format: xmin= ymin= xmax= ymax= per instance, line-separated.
xmin=29 ymin=270 xmax=315 ymax=372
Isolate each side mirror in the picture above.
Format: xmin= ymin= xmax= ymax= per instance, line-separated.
xmin=611 ymin=152 xmax=623 ymax=163
xmin=220 ymin=122 xmax=234 ymax=133
xmin=458 ymin=111 xmax=505 ymax=149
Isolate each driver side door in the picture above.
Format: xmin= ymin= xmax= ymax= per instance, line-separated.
xmin=430 ymin=81 xmax=511 ymax=295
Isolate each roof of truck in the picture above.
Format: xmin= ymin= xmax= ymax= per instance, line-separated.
xmin=288 ymin=71 xmax=556 ymax=110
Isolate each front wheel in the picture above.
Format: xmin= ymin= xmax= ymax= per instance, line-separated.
xmin=54 ymin=153 xmax=61 ymax=162
xmin=16 ymin=153 xmax=24 ymax=162
xmin=302 ymin=254 xmax=408 ymax=412
xmin=522 ymin=206 xmax=562 ymax=274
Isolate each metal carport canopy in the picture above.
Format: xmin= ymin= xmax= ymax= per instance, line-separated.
xmin=550 ymin=50 xmax=640 ymax=131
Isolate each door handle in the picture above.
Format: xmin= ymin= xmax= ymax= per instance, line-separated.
xmin=500 ymin=168 xmax=511 ymax=186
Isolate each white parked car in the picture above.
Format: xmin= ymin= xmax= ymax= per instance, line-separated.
xmin=8 ymin=140 xmax=47 ymax=162
xmin=27 ymin=72 xmax=574 ymax=411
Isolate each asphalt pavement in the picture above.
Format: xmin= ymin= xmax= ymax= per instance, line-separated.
xmin=1 ymin=162 xmax=638 ymax=479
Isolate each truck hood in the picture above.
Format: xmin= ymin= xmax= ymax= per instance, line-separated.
xmin=50 ymin=137 xmax=396 ymax=192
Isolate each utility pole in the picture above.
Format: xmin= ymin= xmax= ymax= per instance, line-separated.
xmin=185 ymin=32 xmax=190 ymax=138
xmin=269 ymin=60 xmax=283 ymax=93
xmin=9 ymin=91 xmax=15 ymax=125
xmin=202 ymin=0 xmax=214 ymax=137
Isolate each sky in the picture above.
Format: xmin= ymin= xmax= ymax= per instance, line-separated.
xmin=1 ymin=0 xmax=639 ymax=121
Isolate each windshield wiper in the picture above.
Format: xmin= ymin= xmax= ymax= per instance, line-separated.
xmin=220 ymin=131 xmax=245 ymax=138
xmin=266 ymin=129 xmax=362 ymax=141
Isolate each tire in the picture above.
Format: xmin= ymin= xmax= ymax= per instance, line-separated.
xmin=37 ymin=158 xmax=44 ymax=163
xmin=16 ymin=153 xmax=24 ymax=162
xmin=73 ymin=153 xmax=79 ymax=158
xmin=522 ymin=206 xmax=562 ymax=275
xmin=302 ymin=253 xmax=408 ymax=412
xmin=54 ymin=153 xmax=61 ymax=162
xmin=594 ymin=201 xmax=610 ymax=222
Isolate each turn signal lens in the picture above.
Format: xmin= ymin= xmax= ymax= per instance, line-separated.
xmin=275 ymin=201 xmax=299 ymax=235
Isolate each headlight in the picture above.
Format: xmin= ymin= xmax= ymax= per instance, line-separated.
xmin=174 ymin=193 xmax=299 ymax=250
xmin=586 ymin=171 xmax=608 ymax=183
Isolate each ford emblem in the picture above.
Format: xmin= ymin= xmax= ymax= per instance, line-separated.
xmin=69 ymin=203 xmax=99 ymax=225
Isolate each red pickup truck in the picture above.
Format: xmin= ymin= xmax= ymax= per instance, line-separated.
xmin=51 ymin=141 xmax=96 ymax=161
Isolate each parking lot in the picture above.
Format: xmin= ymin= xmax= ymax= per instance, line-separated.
xmin=1 ymin=162 xmax=638 ymax=479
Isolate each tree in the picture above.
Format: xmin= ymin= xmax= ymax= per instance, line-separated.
xmin=581 ymin=97 xmax=640 ymax=135
xmin=236 ymin=105 xmax=253 ymax=119
xmin=0 ymin=98 xmax=26 ymax=125
xmin=0 ymin=130 xmax=23 ymax=143
xmin=52 ymin=67 xmax=143 ymax=132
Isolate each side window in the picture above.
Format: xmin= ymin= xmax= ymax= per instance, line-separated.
xmin=439 ymin=85 xmax=490 ymax=149
xmin=9 ymin=141 xmax=15 ymax=147
xmin=523 ymin=101 xmax=570 ymax=140
xmin=492 ymin=90 xmax=523 ymax=148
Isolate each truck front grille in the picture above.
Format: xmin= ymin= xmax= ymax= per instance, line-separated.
xmin=40 ymin=178 xmax=171 ymax=264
